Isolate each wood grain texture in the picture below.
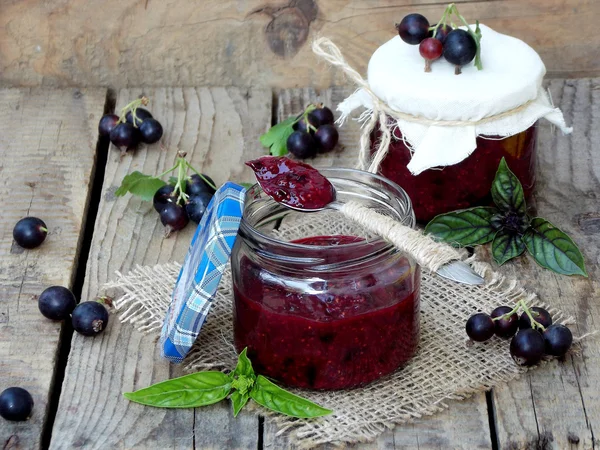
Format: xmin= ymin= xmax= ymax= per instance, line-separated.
xmin=483 ymin=78 xmax=600 ymax=450
xmin=49 ymin=87 xmax=271 ymax=449
xmin=265 ymin=86 xmax=493 ymax=449
xmin=1 ymin=0 xmax=599 ymax=89
xmin=0 ymin=88 xmax=106 ymax=449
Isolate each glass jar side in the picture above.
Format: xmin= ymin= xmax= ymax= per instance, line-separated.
xmin=371 ymin=121 xmax=538 ymax=222
xmin=231 ymin=168 xmax=421 ymax=390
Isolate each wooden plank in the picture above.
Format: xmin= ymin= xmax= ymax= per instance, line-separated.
xmin=263 ymin=87 xmax=493 ymax=449
xmin=49 ymin=87 xmax=271 ymax=449
xmin=0 ymin=88 xmax=106 ymax=449
xmin=486 ymin=78 xmax=600 ymax=449
xmin=1 ymin=0 xmax=599 ymax=89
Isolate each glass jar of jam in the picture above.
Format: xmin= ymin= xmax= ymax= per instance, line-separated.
xmin=231 ymin=168 xmax=420 ymax=390
xmin=371 ymin=119 xmax=538 ymax=223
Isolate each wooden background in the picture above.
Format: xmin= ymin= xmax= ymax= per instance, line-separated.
xmin=1 ymin=0 xmax=599 ymax=89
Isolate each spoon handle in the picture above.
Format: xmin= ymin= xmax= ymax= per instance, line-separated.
xmin=338 ymin=201 xmax=476 ymax=277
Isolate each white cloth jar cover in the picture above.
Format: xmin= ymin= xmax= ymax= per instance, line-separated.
xmin=336 ymin=24 xmax=573 ymax=175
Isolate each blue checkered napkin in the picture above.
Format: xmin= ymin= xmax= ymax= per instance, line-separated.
xmin=160 ymin=182 xmax=246 ymax=363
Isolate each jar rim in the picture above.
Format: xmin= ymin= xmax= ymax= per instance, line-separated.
xmin=239 ymin=167 xmax=415 ymax=254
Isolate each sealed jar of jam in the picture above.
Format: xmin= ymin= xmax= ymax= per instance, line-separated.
xmin=332 ymin=24 xmax=572 ymax=222
xmin=231 ymin=168 xmax=420 ymax=390
xmin=371 ymin=123 xmax=538 ymax=222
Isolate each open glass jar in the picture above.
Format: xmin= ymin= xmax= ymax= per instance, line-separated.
xmin=231 ymin=168 xmax=420 ymax=390
xmin=372 ymin=122 xmax=538 ymax=222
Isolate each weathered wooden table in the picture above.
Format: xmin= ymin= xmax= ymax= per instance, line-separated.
xmin=1 ymin=80 xmax=598 ymax=449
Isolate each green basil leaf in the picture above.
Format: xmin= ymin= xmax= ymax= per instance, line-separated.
xmin=259 ymin=116 xmax=296 ymax=157
xmin=523 ymin=218 xmax=588 ymax=276
xmin=250 ymin=375 xmax=332 ymax=418
xmin=115 ymin=171 xmax=166 ymax=201
xmin=233 ymin=347 xmax=254 ymax=378
xmin=492 ymin=229 xmax=525 ymax=265
xmin=230 ymin=390 xmax=250 ymax=417
xmin=123 ymin=371 xmax=232 ymax=408
xmin=424 ymin=207 xmax=498 ymax=246
xmin=491 ymin=158 xmax=526 ymax=214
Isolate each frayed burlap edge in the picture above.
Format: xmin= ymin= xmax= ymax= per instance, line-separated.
xmin=103 ymin=217 xmax=591 ymax=449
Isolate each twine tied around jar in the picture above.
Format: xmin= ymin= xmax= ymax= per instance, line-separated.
xmin=311 ymin=37 xmax=539 ymax=173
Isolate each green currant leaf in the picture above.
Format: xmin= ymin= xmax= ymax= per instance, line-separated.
xmin=249 ymin=375 xmax=332 ymax=418
xmin=523 ymin=218 xmax=588 ymax=277
xmin=230 ymin=391 xmax=250 ymax=417
xmin=424 ymin=207 xmax=498 ymax=246
xmin=491 ymin=158 xmax=526 ymax=214
xmin=259 ymin=116 xmax=297 ymax=157
xmin=233 ymin=347 xmax=254 ymax=378
xmin=492 ymin=229 xmax=525 ymax=265
xmin=168 ymin=176 xmax=178 ymax=186
xmin=115 ymin=171 xmax=166 ymax=202
xmin=123 ymin=371 xmax=232 ymax=408
xmin=238 ymin=182 xmax=255 ymax=189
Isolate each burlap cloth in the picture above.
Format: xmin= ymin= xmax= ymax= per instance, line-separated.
xmin=106 ymin=213 xmax=577 ymax=448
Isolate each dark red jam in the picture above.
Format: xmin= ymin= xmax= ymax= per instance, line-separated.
xmin=372 ymin=123 xmax=538 ymax=222
xmin=232 ymin=235 xmax=420 ymax=390
xmin=245 ymin=156 xmax=335 ymax=210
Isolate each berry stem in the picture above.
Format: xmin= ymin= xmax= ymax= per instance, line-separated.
xmin=492 ymin=303 xmax=521 ymax=321
xmin=431 ymin=4 xmax=453 ymax=41
xmin=40 ymin=227 xmax=48 ymax=233
xmin=519 ymin=301 xmax=546 ymax=331
xmin=172 ymin=158 xmax=189 ymax=205
xmin=184 ymin=161 xmax=218 ymax=190
xmin=118 ymin=96 xmax=150 ymax=125
xmin=491 ymin=300 xmax=546 ymax=331
xmin=448 ymin=4 xmax=483 ymax=70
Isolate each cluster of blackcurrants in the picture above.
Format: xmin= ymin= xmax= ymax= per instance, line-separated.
xmin=98 ymin=97 xmax=163 ymax=153
xmin=396 ymin=13 xmax=477 ymax=74
xmin=0 ymin=285 xmax=109 ymax=421
xmin=287 ymin=105 xmax=339 ymax=159
xmin=466 ymin=304 xmax=573 ymax=366
xmin=153 ymin=173 xmax=216 ymax=236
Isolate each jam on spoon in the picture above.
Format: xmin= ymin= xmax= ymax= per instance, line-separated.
xmin=245 ymin=156 xmax=335 ymax=210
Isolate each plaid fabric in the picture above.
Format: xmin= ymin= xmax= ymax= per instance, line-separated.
xmin=160 ymin=182 xmax=246 ymax=363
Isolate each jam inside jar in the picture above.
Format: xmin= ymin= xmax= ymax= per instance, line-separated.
xmin=371 ymin=120 xmax=538 ymax=222
xmin=232 ymin=168 xmax=420 ymax=390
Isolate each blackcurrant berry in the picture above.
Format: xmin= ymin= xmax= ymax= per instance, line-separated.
xmin=38 ymin=286 xmax=77 ymax=321
xmin=185 ymin=192 xmax=213 ymax=224
xmin=433 ymin=24 xmax=453 ymax=44
xmin=139 ymin=118 xmax=163 ymax=144
xmin=0 ymin=387 xmax=34 ymax=421
xmin=309 ymin=106 xmax=335 ymax=126
xmin=314 ymin=124 xmax=339 ymax=152
xmin=396 ymin=14 xmax=430 ymax=45
xmin=98 ymin=114 xmax=119 ymax=137
xmin=13 ymin=217 xmax=47 ymax=249
xmin=125 ymin=108 xmax=153 ymax=126
xmin=72 ymin=301 xmax=109 ymax=336
xmin=543 ymin=324 xmax=573 ymax=357
xmin=153 ymin=185 xmax=176 ymax=212
xmin=490 ymin=306 xmax=519 ymax=339
xmin=286 ymin=131 xmax=317 ymax=159
xmin=110 ymin=123 xmax=141 ymax=150
xmin=160 ymin=202 xmax=189 ymax=234
xmin=519 ymin=307 xmax=553 ymax=331
xmin=186 ymin=173 xmax=216 ymax=196
xmin=293 ymin=115 xmax=319 ymax=135
xmin=510 ymin=329 xmax=545 ymax=366
xmin=419 ymin=37 xmax=443 ymax=72
xmin=465 ymin=313 xmax=495 ymax=342
xmin=443 ymin=29 xmax=477 ymax=70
